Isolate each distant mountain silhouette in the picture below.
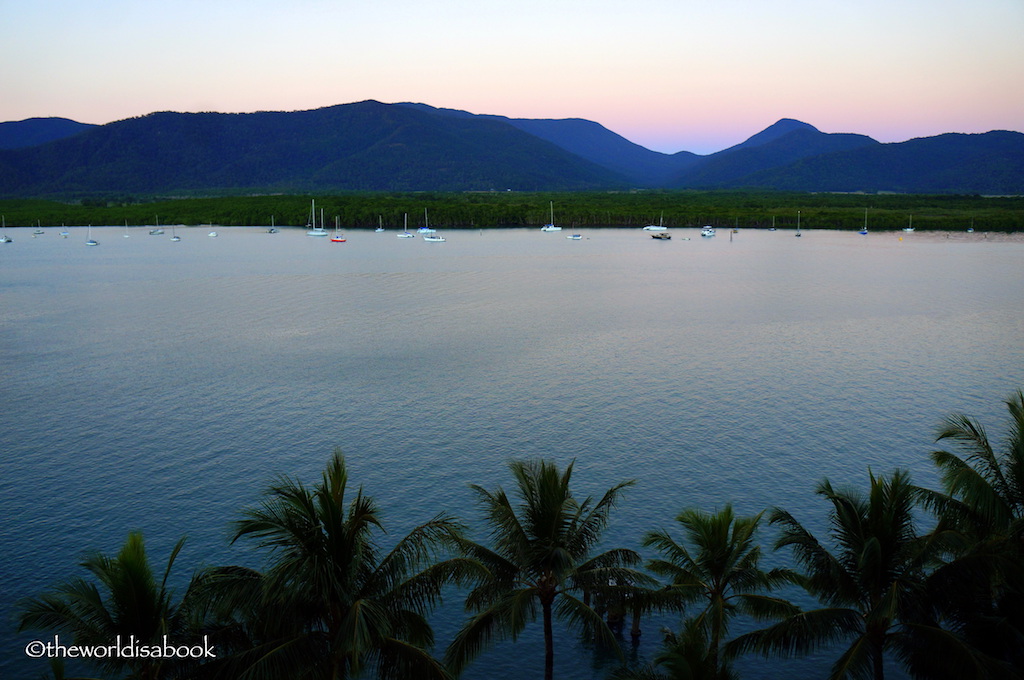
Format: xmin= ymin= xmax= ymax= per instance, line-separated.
xmin=0 ymin=117 xmax=96 ymax=150
xmin=397 ymin=102 xmax=698 ymax=186
xmin=671 ymin=125 xmax=881 ymax=188
xmin=0 ymin=101 xmax=627 ymax=196
xmin=0 ymin=102 xmax=1021 ymax=196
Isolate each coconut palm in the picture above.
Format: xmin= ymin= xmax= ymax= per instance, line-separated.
xmin=920 ymin=389 xmax=1024 ymax=670
xmin=18 ymin=532 xmax=202 ymax=680
xmin=209 ymin=449 xmax=472 ymax=680
xmin=445 ymin=458 xmax=649 ymax=680
xmin=729 ymin=469 xmax=990 ymax=680
xmin=610 ymin=617 xmax=736 ymax=680
xmin=642 ymin=505 xmax=798 ymax=678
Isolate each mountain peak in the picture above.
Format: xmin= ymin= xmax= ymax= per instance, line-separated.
xmin=722 ymin=118 xmax=820 ymax=154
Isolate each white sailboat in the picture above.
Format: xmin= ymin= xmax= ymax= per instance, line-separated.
xmin=149 ymin=216 xmax=163 ymax=235
xmin=540 ymin=200 xmax=565 ymax=232
xmin=171 ymin=222 xmax=181 ymax=242
xmin=643 ymin=212 xmax=667 ymax=231
xmin=700 ymin=226 xmax=716 ymax=237
xmin=421 ymin=210 xmax=445 ymax=241
xmin=1 ymin=215 xmax=10 ymax=243
xmin=795 ymin=211 xmax=802 ymax=237
xmin=123 ymin=219 xmax=131 ymax=238
xmin=397 ymin=213 xmax=415 ymax=238
xmin=85 ymin=224 xmax=98 ymax=246
xmin=902 ymin=216 xmax=915 ymax=233
xmin=541 ymin=201 xmax=561 ymax=231
xmin=859 ymin=208 xmax=869 ymax=235
xmin=375 ymin=216 xmax=385 ymax=233
xmin=307 ymin=200 xmax=328 ymax=236
xmin=418 ymin=208 xmax=435 ymax=233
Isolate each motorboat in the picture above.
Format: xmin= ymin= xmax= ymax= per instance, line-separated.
xmin=650 ymin=232 xmax=671 ymax=240
xmin=700 ymin=226 xmax=716 ymax=237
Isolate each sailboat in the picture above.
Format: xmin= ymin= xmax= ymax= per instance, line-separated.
xmin=418 ymin=208 xmax=435 ymax=233
xmin=643 ymin=212 xmax=667 ymax=231
xmin=859 ymin=208 xmax=869 ymax=235
xmin=149 ymin=216 xmax=163 ymax=235
xmin=397 ymin=214 xmax=417 ymax=237
xmin=541 ymin=201 xmax=561 ymax=231
xmin=85 ymin=224 xmax=98 ymax=246
xmin=123 ymin=219 xmax=131 ymax=238
xmin=307 ymin=200 xmax=328 ymax=236
xmin=422 ymin=210 xmax=445 ymax=242
xmin=1 ymin=215 xmax=11 ymax=243
xmin=267 ymin=216 xmax=278 ymax=233
xmin=795 ymin=211 xmax=802 ymax=237
xmin=331 ymin=216 xmax=347 ymax=242
xmin=902 ymin=216 xmax=915 ymax=233
xmin=171 ymin=222 xmax=181 ymax=242
xmin=60 ymin=225 xmax=70 ymax=238
xmin=375 ymin=216 xmax=385 ymax=233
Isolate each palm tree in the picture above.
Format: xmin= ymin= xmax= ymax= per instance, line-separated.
xmin=642 ymin=505 xmax=798 ymax=678
xmin=18 ymin=532 xmax=202 ymax=680
xmin=610 ymin=617 xmax=735 ymax=680
xmin=445 ymin=458 xmax=649 ymax=680
xmin=209 ymin=449 xmax=472 ymax=680
xmin=921 ymin=389 xmax=1024 ymax=669
xmin=730 ymin=470 xmax=988 ymax=680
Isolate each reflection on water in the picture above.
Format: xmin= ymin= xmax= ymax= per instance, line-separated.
xmin=2 ymin=227 xmax=1022 ymax=678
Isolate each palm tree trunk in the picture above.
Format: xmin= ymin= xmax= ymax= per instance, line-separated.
xmin=543 ymin=599 xmax=555 ymax=680
xmin=872 ymin=639 xmax=885 ymax=680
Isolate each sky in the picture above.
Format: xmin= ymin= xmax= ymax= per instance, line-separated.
xmin=1 ymin=0 xmax=1022 ymax=155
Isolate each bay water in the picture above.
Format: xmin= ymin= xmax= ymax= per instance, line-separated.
xmin=2 ymin=225 xmax=1022 ymax=679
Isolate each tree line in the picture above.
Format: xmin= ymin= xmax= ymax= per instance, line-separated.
xmin=1 ymin=192 xmax=1020 ymax=232
xmin=17 ymin=390 xmax=1024 ymax=680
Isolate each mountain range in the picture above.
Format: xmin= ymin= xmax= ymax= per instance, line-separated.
xmin=1 ymin=100 xmax=1022 ymax=197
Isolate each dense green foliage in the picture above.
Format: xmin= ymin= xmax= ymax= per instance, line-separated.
xmin=1 ymin=191 xmax=1021 ymax=231
xmin=16 ymin=391 xmax=1024 ymax=680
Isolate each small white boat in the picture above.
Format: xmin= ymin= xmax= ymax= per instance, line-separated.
xmin=650 ymin=232 xmax=670 ymax=240
xmin=307 ymin=200 xmax=328 ymax=236
xmin=267 ymin=216 xmax=278 ymax=234
xmin=85 ymin=224 xmax=98 ymax=246
xmin=423 ymin=234 xmax=446 ymax=242
xmin=795 ymin=211 xmax=802 ymax=237
xmin=170 ymin=223 xmax=181 ymax=242
xmin=123 ymin=220 xmax=131 ymax=238
xmin=541 ymin=201 xmax=561 ymax=231
xmin=149 ymin=216 xmax=164 ymax=235
xmin=902 ymin=216 xmax=914 ymax=233
xmin=375 ymin=216 xmax=385 ymax=233
xmin=643 ymin=213 xmax=667 ymax=231
xmin=60 ymin=225 xmax=70 ymax=238
xmin=700 ymin=226 xmax=716 ymax=238
xmin=1 ymin=216 xmax=10 ymax=243
xmin=208 ymin=231 xmax=218 ymax=237
xmin=566 ymin=233 xmax=582 ymax=240
xmin=418 ymin=208 xmax=435 ymax=233
xmin=397 ymin=213 xmax=415 ymax=238
xmin=859 ymin=208 xmax=869 ymax=235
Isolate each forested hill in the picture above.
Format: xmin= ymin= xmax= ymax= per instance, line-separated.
xmin=1 ymin=101 xmax=1022 ymax=197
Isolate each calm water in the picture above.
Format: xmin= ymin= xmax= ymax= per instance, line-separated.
xmin=2 ymin=226 xmax=1022 ymax=679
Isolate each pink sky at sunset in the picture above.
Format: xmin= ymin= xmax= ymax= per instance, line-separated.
xmin=2 ymin=0 xmax=1022 ymax=155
